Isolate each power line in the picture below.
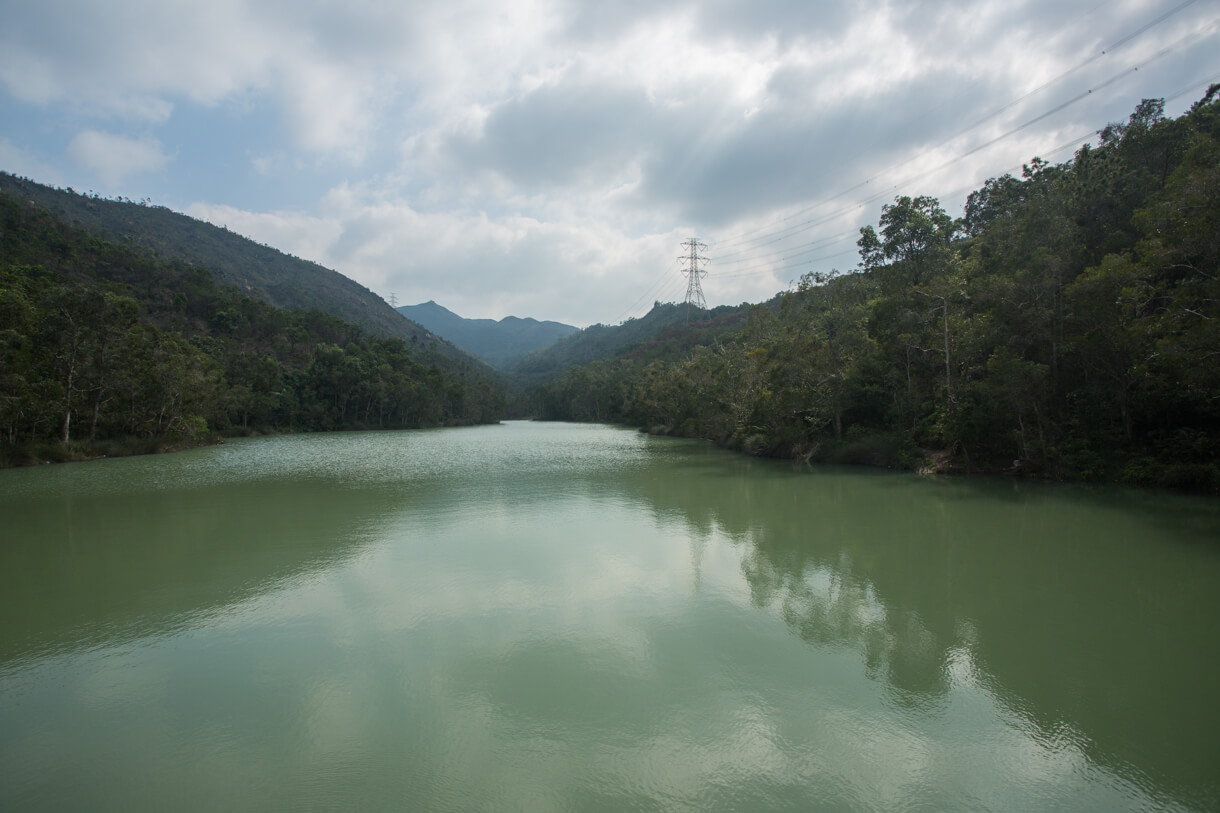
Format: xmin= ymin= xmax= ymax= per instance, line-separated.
xmin=619 ymin=50 xmax=1220 ymax=323
xmin=710 ymin=129 xmax=1097 ymax=287
xmin=705 ymin=21 xmax=1217 ymax=288
xmin=713 ymin=226 xmax=862 ymax=267
xmin=714 ymin=249 xmax=859 ymax=282
xmin=613 ymin=260 xmax=685 ymax=325
xmin=710 ymin=206 xmax=867 ymax=262
xmin=617 ymin=129 xmax=1088 ymax=319
xmin=710 ymin=1 xmax=1210 ymax=252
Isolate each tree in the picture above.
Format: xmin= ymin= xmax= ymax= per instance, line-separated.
xmin=962 ymin=174 xmax=1024 ymax=237
xmin=877 ymin=195 xmax=955 ymax=284
xmin=857 ymin=225 xmax=884 ymax=270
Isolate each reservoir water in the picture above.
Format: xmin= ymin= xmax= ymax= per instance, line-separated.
xmin=2 ymin=421 xmax=1218 ymax=811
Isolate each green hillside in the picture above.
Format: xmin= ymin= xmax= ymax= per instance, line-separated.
xmin=509 ymin=300 xmax=750 ymax=387
xmin=0 ymin=172 xmax=455 ymax=354
xmin=0 ymin=190 xmax=506 ymax=465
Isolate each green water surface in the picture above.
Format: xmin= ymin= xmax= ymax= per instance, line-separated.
xmin=2 ymin=421 xmax=1218 ymax=811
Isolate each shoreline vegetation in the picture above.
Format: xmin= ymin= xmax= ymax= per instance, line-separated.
xmin=1 ymin=435 xmax=205 ymax=468
xmin=0 ymin=420 xmax=496 ymax=469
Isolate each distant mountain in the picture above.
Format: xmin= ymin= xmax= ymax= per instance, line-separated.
xmin=0 ymin=172 xmax=465 ymax=359
xmin=397 ymin=300 xmax=578 ymax=368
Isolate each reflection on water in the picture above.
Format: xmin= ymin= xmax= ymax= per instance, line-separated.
xmin=1 ymin=422 xmax=1217 ymax=811
xmin=628 ymin=452 xmax=1220 ymax=809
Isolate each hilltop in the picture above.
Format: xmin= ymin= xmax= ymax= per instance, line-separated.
xmin=508 ymin=300 xmax=755 ymax=388
xmin=396 ymin=300 xmax=577 ymax=369
xmin=0 ymin=172 xmax=459 ymax=356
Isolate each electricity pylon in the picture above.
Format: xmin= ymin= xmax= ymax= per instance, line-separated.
xmin=679 ymin=238 xmax=709 ymax=312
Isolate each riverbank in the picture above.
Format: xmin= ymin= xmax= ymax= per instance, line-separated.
xmin=636 ymin=422 xmax=1220 ymax=496
xmin=0 ymin=417 xmax=509 ymax=469
xmin=0 ymin=435 xmax=224 ymax=468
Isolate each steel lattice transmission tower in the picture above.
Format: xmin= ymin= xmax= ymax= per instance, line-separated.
xmin=678 ymin=238 xmax=709 ymax=312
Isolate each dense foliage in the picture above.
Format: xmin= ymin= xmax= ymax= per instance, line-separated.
xmin=0 ymin=195 xmax=506 ymax=464
xmin=533 ymin=92 xmax=1220 ymax=492
xmin=511 ymin=300 xmax=748 ymax=387
xmin=0 ymin=172 xmax=447 ymax=348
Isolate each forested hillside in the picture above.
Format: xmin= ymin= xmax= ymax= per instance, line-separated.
xmin=0 ymin=172 xmax=446 ymax=350
xmin=533 ymin=91 xmax=1220 ymax=493
xmin=511 ymin=300 xmax=750 ymax=388
xmin=0 ymin=194 xmax=506 ymax=465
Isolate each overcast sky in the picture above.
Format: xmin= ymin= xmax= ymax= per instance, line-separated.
xmin=2 ymin=0 xmax=1217 ymax=326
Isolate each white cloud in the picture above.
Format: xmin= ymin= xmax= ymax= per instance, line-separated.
xmin=67 ymin=131 xmax=170 ymax=186
xmin=188 ymin=184 xmax=696 ymax=326
xmin=5 ymin=0 xmax=1218 ymax=323
xmin=278 ymin=61 xmax=385 ymax=159
xmin=0 ymin=0 xmax=269 ymax=112
xmin=186 ymin=201 xmax=343 ymax=268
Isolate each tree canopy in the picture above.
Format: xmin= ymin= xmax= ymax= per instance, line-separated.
xmin=0 ymin=193 xmax=506 ymax=464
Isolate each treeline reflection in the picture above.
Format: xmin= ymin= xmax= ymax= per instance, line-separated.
xmin=624 ymin=440 xmax=1220 ymax=808
xmin=0 ymin=476 xmax=396 ymax=665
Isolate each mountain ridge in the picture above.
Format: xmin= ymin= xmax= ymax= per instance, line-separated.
xmin=397 ymin=300 xmax=578 ymax=368
xmin=0 ymin=172 xmax=476 ymax=364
